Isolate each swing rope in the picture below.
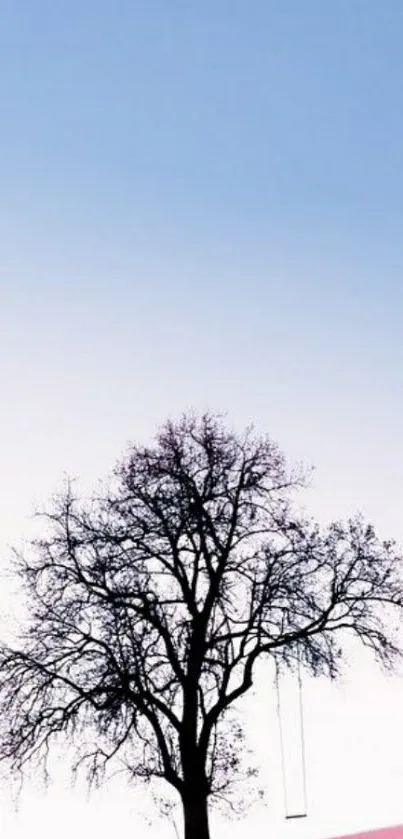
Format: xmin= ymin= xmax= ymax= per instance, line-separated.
xmin=297 ymin=652 xmax=308 ymax=818
xmin=275 ymin=650 xmax=308 ymax=820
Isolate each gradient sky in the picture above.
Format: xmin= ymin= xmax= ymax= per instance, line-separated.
xmin=1 ymin=3 xmax=403 ymax=838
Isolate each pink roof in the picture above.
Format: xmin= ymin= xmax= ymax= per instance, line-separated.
xmin=329 ymin=828 xmax=403 ymax=839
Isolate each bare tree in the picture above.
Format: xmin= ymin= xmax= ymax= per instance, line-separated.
xmin=0 ymin=413 xmax=402 ymax=839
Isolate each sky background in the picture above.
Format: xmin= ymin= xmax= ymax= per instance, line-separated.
xmin=1 ymin=2 xmax=403 ymax=838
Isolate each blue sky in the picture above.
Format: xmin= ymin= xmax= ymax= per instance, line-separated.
xmin=2 ymin=1 xmax=403 ymax=231
xmin=2 ymin=2 xmax=403 ymax=532
xmin=2 ymin=3 xmax=403 ymax=838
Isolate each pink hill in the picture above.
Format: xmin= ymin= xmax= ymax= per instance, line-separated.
xmin=330 ymin=828 xmax=403 ymax=839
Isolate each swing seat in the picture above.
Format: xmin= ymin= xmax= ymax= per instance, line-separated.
xmin=286 ymin=813 xmax=307 ymax=820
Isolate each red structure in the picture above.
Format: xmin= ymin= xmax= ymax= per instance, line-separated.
xmin=330 ymin=828 xmax=403 ymax=839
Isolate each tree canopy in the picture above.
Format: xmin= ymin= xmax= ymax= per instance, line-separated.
xmin=0 ymin=413 xmax=402 ymax=839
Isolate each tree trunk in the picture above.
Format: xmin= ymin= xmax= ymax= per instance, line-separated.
xmin=181 ymin=789 xmax=210 ymax=839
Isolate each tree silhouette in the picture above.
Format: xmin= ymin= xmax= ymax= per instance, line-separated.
xmin=0 ymin=413 xmax=402 ymax=839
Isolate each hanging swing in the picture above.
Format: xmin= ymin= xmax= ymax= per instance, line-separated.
xmin=275 ymin=648 xmax=308 ymax=821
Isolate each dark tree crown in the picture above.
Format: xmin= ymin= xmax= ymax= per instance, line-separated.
xmin=0 ymin=412 xmax=402 ymax=826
